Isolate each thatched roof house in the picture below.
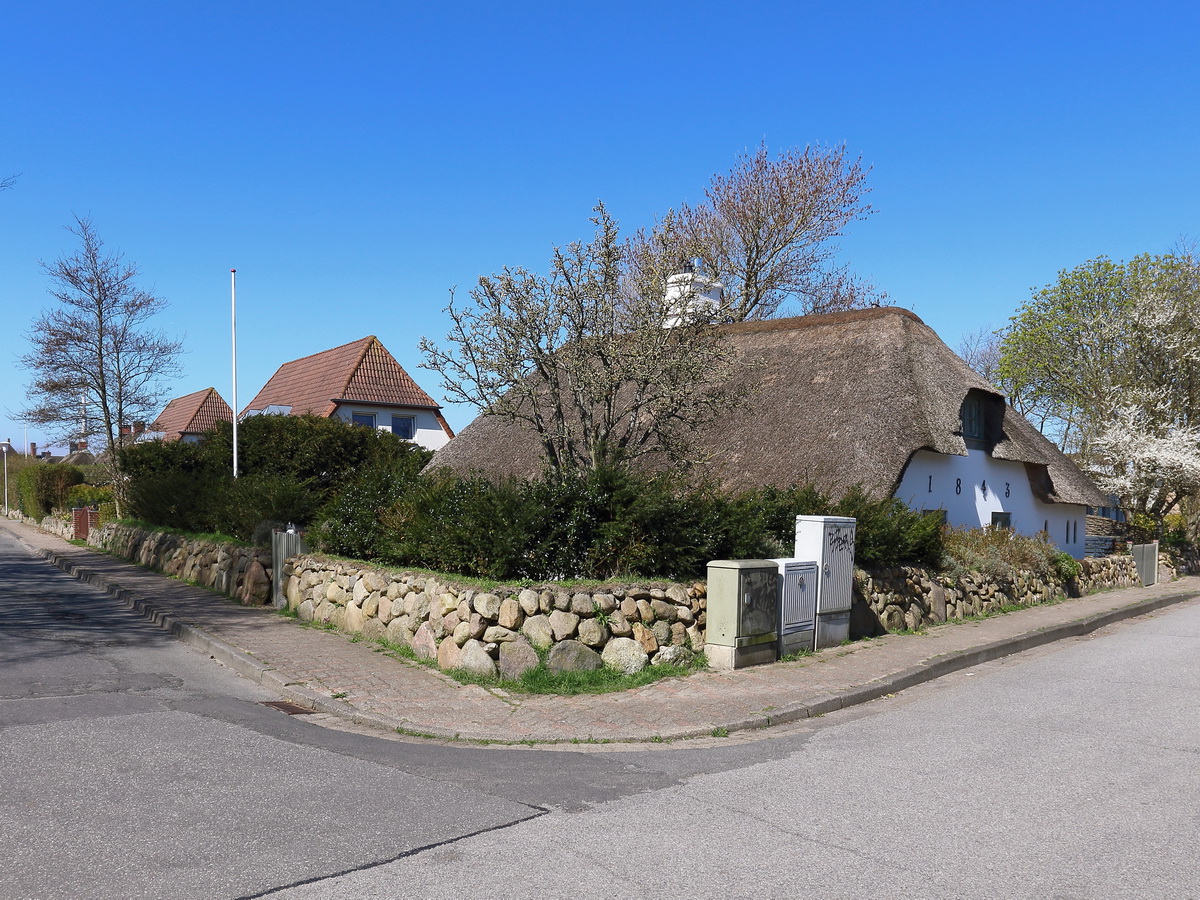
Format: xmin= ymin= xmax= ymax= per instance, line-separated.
xmin=429 ymin=307 xmax=1104 ymax=554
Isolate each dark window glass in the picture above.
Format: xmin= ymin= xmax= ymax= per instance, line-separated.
xmin=351 ymin=412 xmax=375 ymax=428
xmin=991 ymin=511 xmax=1012 ymax=529
xmin=391 ymin=416 xmax=415 ymax=440
xmin=962 ymin=396 xmax=984 ymax=440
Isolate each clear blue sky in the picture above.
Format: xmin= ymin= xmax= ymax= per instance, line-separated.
xmin=2 ymin=0 xmax=1197 ymax=450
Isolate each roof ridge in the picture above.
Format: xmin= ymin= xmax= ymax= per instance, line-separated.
xmin=339 ymin=335 xmax=378 ymax=397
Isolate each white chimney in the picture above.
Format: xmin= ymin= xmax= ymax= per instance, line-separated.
xmin=662 ymin=261 xmax=722 ymax=328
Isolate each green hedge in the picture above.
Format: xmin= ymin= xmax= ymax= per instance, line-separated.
xmin=17 ymin=465 xmax=84 ymax=517
xmin=365 ymin=467 xmax=944 ymax=581
xmin=119 ymin=415 xmax=431 ymax=544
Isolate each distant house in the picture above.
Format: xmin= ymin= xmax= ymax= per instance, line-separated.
xmin=147 ymin=387 xmax=234 ymax=443
xmin=428 ymin=307 xmax=1105 ymax=557
xmin=241 ymin=336 xmax=454 ymax=451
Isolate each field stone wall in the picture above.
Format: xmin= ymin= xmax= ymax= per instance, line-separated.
xmin=88 ymin=523 xmax=272 ymax=604
xmin=283 ymin=555 xmax=706 ymax=679
xmin=851 ymin=554 xmax=1145 ymax=636
xmin=78 ymin=522 xmax=1187 ymax=676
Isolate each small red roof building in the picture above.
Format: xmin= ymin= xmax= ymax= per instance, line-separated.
xmin=149 ymin=387 xmax=234 ymax=442
xmin=241 ymin=336 xmax=454 ymax=449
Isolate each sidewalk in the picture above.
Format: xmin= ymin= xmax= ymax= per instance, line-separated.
xmin=4 ymin=516 xmax=1197 ymax=746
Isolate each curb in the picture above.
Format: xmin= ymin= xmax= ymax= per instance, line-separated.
xmin=15 ymin=529 xmax=1200 ymax=746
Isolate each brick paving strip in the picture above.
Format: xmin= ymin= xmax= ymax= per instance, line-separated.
xmin=4 ymin=517 xmax=1197 ymax=746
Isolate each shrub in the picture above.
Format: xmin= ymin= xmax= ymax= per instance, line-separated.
xmin=210 ymin=473 xmax=323 ymax=545
xmin=942 ymin=527 xmax=1064 ymax=582
xmin=17 ymin=465 xmax=85 ymax=517
xmin=310 ymin=456 xmax=430 ymax=561
xmin=125 ymin=470 xmax=224 ymax=532
xmin=64 ymin=483 xmax=114 ymax=508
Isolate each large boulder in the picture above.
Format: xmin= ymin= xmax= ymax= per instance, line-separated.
xmin=499 ymin=639 xmax=540 ymax=680
xmin=547 ymin=640 xmax=602 ymax=674
xmin=602 ymin=637 xmax=649 ymax=675
xmin=459 ymin=640 xmax=497 ymax=677
xmin=521 ymin=615 xmax=554 ymax=649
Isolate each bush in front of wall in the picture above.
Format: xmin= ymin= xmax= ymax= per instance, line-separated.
xmin=64 ymin=483 xmax=114 ymax=509
xmin=17 ymin=464 xmax=85 ymax=518
xmin=942 ymin=526 xmax=1066 ymax=582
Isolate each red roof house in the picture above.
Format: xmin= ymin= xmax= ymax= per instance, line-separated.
xmin=148 ymin=387 xmax=234 ymax=443
xmin=241 ymin=336 xmax=454 ymax=450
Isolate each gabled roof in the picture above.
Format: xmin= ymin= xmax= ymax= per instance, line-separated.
xmin=150 ymin=387 xmax=233 ymax=441
xmin=242 ymin=336 xmax=440 ymax=418
xmin=427 ymin=307 xmax=1105 ymax=507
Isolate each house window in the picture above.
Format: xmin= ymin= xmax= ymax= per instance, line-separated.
xmin=991 ymin=512 xmax=1012 ymax=530
xmin=391 ymin=415 xmax=415 ymax=440
xmin=921 ymin=509 xmax=948 ymax=525
xmin=351 ymin=412 xmax=376 ymax=428
xmin=961 ymin=396 xmax=984 ymax=440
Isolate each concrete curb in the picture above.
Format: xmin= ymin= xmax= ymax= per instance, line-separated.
xmin=16 ymin=529 xmax=1199 ymax=745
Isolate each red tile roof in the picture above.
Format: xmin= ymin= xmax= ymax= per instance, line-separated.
xmin=150 ymin=388 xmax=233 ymax=440
xmin=242 ymin=336 xmax=440 ymax=418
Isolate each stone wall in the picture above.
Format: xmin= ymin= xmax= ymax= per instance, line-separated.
xmin=851 ymin=554 xmax=1146 ymax=636
xmin=88 ymin=523 xmax=272 ymax=604
xmin=283 ymin=555 xmax=704 ymax=678
xmin=79 ymin=521 xmax=1188 ymax=677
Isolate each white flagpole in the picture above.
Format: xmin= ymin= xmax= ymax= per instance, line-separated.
xmin=231 ymin=268 xmax=239 ymax=480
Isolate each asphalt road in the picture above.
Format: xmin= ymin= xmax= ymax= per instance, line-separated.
xmin=3 ymin=527 xmax=1199 ymax=899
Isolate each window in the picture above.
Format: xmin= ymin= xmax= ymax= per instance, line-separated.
xmin=391 ymin=415 xmax=415 ymax=440
xmin=991 ymin=511 xmax=1012 ymax=529
xmin=351 ymin=412 xmax=376 ymax=428
xmin=921 ymin=509 xmax=948 ymax=525
xmin=961 ymin=396 xmax=984 ymax=440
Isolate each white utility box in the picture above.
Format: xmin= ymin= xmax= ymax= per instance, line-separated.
xmin=794 ymin=516 xmax=856 ymax=649
xmin=772 ymin=558 xmax=817 ymax=657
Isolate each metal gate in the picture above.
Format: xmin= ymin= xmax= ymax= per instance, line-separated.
xmin=271 ymin=527 xmax=307 ymax=608
xmin=1131 ymin=541 xmax=1159 ymax=586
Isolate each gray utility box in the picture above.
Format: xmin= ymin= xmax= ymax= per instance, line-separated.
xmin=795 ymin=516 xmax=856 ymax=649
xmin=772 ymin=558 xmax=818 ymax=657
xmin=706 ymin=560 xmax=779 ymax=670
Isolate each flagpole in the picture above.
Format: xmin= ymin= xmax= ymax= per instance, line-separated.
xmin=231 ymin=268 xmax=239 ymax=480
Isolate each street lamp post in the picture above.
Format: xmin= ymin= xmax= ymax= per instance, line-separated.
xmin=1 ymin=439 xmax=12 ymax=516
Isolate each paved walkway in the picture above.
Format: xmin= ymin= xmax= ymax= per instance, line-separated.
xmin=4 ymin=516 xmax=1197 ymax=746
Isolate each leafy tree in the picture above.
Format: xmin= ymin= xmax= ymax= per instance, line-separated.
xmin=626 ymin=143 xmax=880 ymax=321
xmin=998 ymin=250 xmax=1200 ymax=525
xmin=419 ymin=205 xmax=738 ymax=475
xmin=20 ymin=216 xmax=182 ymax=514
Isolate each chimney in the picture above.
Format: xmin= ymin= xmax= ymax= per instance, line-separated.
xmin=662 ymin=261 xmax=723 ymax=329
xmin=78 ymin=439 xmax=88 ymax=451
xmin=69 ymin=441 xmax=78 ymax=453
xmin=29 ymin=442 xmax=36 ymax=457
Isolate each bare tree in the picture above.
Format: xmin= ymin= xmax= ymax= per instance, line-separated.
xmin=0 ymin=174 xmax=17 ymax=191
xmin=626 ymin=143 xmax=880 ymax=321
xmin=20 ymin=216 xmax=182 ymax=510
xmin=956 ymin=326 xmax=1003 ymax=383
xmin=420 ymin=205 xmax=738 ymax=475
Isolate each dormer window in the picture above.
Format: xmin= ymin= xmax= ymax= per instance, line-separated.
xmin=961 ymin=395 xmax=984 ymax=441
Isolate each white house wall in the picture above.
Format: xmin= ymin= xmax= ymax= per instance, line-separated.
xmin=330 ymin=405 xmax=451 ymax=451
xmin=894 ymin=449 xmax=1086 ymax=557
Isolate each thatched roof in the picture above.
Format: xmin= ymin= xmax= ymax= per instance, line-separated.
xmin=428 ymin=307 xmax=1104 ymax=507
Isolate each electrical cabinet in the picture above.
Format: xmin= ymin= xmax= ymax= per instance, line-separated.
xmin=706 ymin=560 xmax=778 ymax=669
xmin=795 ymin=516 xmax=856 ymax=648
